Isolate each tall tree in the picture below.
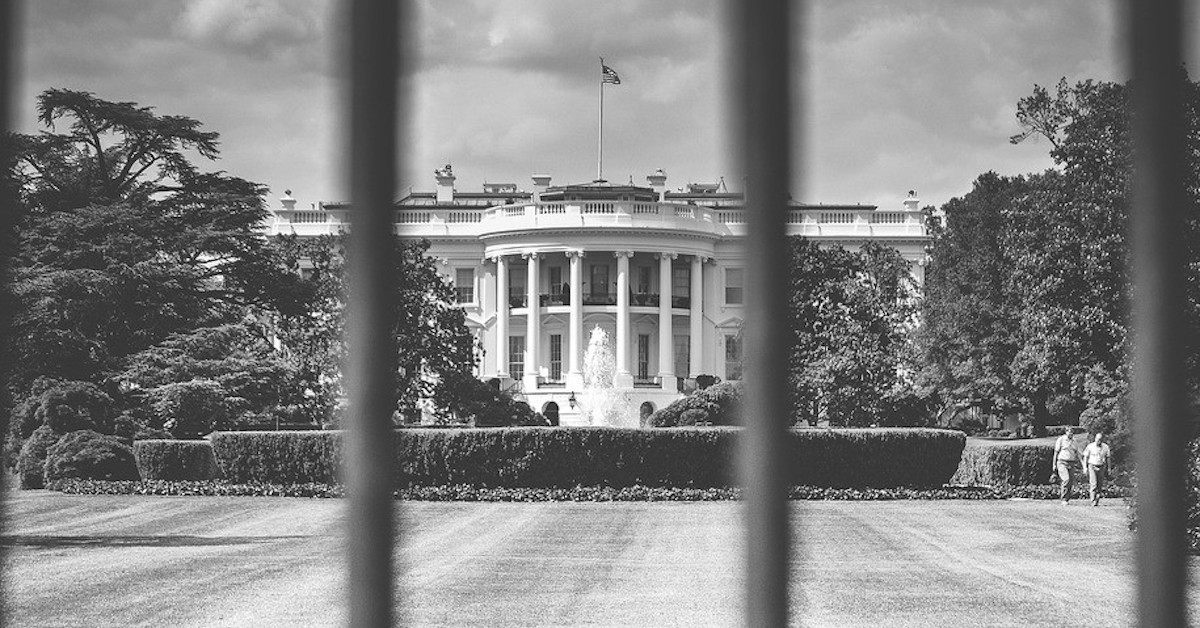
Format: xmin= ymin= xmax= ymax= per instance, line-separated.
xmin=271 ymin=234 xmax=477 ymax=422
xmin=786 ymin=238 xmax=919 ymax=426
xmin=923 ymin=72 xmax=1200 ymax=429
xmin=4 ymin=89 xmax=303 ymax=391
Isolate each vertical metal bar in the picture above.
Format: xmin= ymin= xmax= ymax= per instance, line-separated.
xmin=345 ymin=1 xmax=401 ymax=627
xmin=729 ymin=0 xmax=793 ymax=626
xmin=0 ymin=2 xmax=16 ymax=623
xmin=1129 ymin=0 xmax=1189 ymax=626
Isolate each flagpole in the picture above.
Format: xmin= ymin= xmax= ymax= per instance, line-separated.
xmin=597 ymin=58 xmax=604 ymax=181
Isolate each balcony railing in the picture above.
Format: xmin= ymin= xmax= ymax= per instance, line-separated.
xmin=268 ymin=203 xmax=928 ymax=241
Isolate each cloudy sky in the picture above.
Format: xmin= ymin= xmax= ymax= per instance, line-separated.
xmin=14 ymin=1 xmax=1176 ymax=212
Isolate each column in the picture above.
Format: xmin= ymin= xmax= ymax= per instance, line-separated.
xmin=494 ymin=255 xmax=509 ymax=378
xmin=657 ymin=252 xmax=676 ymax=391
xmin=615 ymin=251 xmax=634 ymax=387
xmin=523 ymin=251 xmax=540 ymax=388
xmin=566 ymin=250 xmax=585 ymax=390
xmin=690 ymin=255 xmax=706 ymax=377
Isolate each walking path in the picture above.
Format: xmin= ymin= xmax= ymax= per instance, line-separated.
xmin=2 ymin=491 xmax=1193 ymax=627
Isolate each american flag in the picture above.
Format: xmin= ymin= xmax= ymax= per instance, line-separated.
xmin=601 ymin=62 xmax=621 ymax=85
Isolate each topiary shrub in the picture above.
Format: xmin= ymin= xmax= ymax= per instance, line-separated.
xmin=43 ymin=430 xmax=138 ymax=483
xmin=17 ymin=425 xmax=62 ymax=489
xmin=950 ymin=439 xmax=1055 ymax=486
xmin=648 ymin=381 xmax=743 ymax=427
xmin=37 ymin=381 xmax=114 ymax=435
xmin=133 ymin=439 xmax=219 ymax=481
xmin=211 ymin=431 xmax=344 ymax=484
xmin=150 ymin=379 xmax=229 ymax=439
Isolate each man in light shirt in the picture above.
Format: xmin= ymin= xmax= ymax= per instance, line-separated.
xmin=1053 ymin=427 xmax=1082 ymax=504
xmin=1082 ymin=432 xmax=1113 ymax=507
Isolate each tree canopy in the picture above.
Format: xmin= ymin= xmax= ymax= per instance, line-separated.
xmin=4 ymin=89 xmax=304 ymax=392
xmin=786 ymin=238 xmax=920 ymax=426
xmin=920 ymin=71 xmax=1200 ymax=430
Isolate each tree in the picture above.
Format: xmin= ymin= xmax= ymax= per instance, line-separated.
xmin=4 ymin=89 xmax=304 ymax=392
xmin=271 ymin=234 xmax=478 ymax=421
xmin=922 ymin=72 xmax=1200 ymax=431
xmin=786 ymin=238 xmax=919 ymax=426
xmin=120 ymin=322 xmax=310 ymax=426
xmin=917 ymin=172 xmax=1028 ymax=420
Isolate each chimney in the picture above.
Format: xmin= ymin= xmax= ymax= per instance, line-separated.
xmin=531 ymin=174 xmax=552 ymax=202
xmin=435 ymin=164 xmax=456 ymax=203
xmin=280 ymin=189 xmax=297 ymax=211
xmin=903 ymin=189 xmax=919 ymax=212
xmin=647 ymin=168 xmax=667 ymax=201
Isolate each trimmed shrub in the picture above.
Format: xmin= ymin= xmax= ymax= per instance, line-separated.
xmin=133 ymin=440 xmax=219 ymax=481
xmin=951 ymin=439 xmax=1054 ymax=486
xmin=210 ymin=427 xmax=964 ymax=489
xmin=648 ymin=381 xmax=742 ymax=427
xmin=17 ymin=425 xmax=63 ymax=489
xmin=211 ymin=431 xmax=343 ymax=484
xmin=37 ymin=381 xmax=114 ymax=435
xmin=43 ymin=430 xmax=139 ymax=483
xmin=151 ymin=379 xmax=229 ymax=439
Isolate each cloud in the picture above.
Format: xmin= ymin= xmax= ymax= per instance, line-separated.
xmin=176 ymin=0 xmax=328 ymax=63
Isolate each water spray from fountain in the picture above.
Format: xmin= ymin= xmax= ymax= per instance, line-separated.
xmin=581 ymin=325 xmax=635 ymax=426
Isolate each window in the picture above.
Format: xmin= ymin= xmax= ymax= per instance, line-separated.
xmin=724 ymin=334 xmax=743 ymax=381
xmin=637 ymin=334 xmax=650 ymax=380
xmin=509 ymin=272 xmax=526 ymax=307
xmin=508 ymin=336 xmax=525 ymax=377
xmin=637 ymin=266 xmax=651 ymax=293
xmin=590 ymin=264 xmax=609 ymax=299
xmin=674 ymin=335 xmax=690 ymax=378
xmin=454 ymin=268 xmax=474 ymax=304
xmin=549 ymin=334 xmax=562 ymax=380
xmin=671 ymin=265 xmax=690 ymax=307
xmin=724 ymin=267 xmax=744 ymax=305
xmin=549 ymin=266 xmax=563 ymax=295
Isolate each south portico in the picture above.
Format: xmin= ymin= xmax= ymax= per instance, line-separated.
xmin=483 ymin=242 xmax=718 ymax=426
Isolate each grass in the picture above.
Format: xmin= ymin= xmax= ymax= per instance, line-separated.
xmin=5 ymin=490 xmax=1197 ymax=627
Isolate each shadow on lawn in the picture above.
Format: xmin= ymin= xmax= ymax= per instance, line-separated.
xmin=0 ymin=534 xmax=308 ymax=549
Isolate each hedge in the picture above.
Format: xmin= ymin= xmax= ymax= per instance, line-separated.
xmin=43 ymin=430 xmax=139 ymax=483
xmin=211 ymin=431 xmax=343 ymax=485
xmin=133 ymin=440 xmax=220 ymax=481
xmin=951 ymin=439 xmax=1054 ymax=486
xmin=207 ymin=427 xmax=964 ymax=489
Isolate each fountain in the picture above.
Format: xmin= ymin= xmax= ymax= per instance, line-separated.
xmin=580 ymin=325 xmax=635 ymax=427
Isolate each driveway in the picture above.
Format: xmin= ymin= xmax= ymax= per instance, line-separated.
xmin=2 ymin=491 xmax=1193 ymax=627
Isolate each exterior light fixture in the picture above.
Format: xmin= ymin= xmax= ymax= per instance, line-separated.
xmin=568 ymin=392 xmax=577 ymax=409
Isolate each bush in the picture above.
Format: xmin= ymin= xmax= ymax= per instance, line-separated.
xmin=648 ymin=381 xmax=742 ymax=427
xmin=133 ymin=440 xmax=220 ymax=481
xmin=209 ymin=427 xmax=964 ymax=489
xmin=151 ymin=379 xmax=229 ymax=439
xmin=950 ymin=439 xmax=1054 ymax=486
xmin=37 ymin=380 xmax=114 ymax=435
xmin=17 ymin=426 xmax=62 ymax=489
xmin=43 ymin=430 xmax=138 ymax=483
xmin=211 ymin=431 xmax=343 ymax=484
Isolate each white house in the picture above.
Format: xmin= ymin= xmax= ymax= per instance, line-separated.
xmin=268 ymin=166 xmax=930 ymax=425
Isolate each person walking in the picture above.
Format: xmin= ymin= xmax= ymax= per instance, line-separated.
xmin=1053 ymin=427 xmax=1082 ymax=504
xmin=1083 ymin=432 xmax=1113 ymax=506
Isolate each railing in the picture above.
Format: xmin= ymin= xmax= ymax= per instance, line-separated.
xmin=582 ymin=292 xmax=617 ymax=306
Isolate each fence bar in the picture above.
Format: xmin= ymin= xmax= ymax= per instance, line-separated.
xmin=0 ymin=2 xmax=15 ymax=623
xmin=729 ymin=0 xmax=793 ymax=626
xmin=345 ymin=1 xmax=401 ymax=627
xmin=1129 ymin=0 xmax=1189 ymax=626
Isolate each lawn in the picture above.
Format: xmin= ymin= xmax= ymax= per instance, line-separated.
xmin=3 ymin=491 xmax=1196 ymax=627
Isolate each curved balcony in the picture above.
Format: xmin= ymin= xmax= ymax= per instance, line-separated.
xmin=266 ymin=203 xmax=928 ymax=242
xmin=475 ymin=200 xmax=728 ymax=239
